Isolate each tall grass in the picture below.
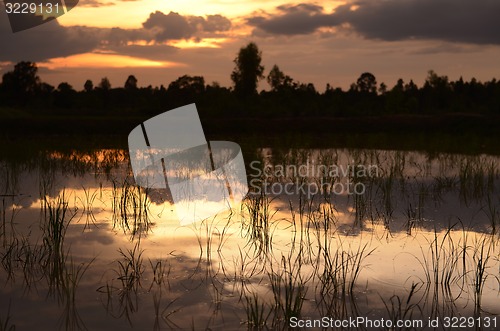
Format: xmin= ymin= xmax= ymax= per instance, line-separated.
xmin=381 ymin=282 xmax=422 ymax=330
xmin=111 ymin=178 xmax=151 ymax=239
xmin=268 ymin=253 xmax=308 ymax=323
xmin=0 ymin=190 xmax=93 ymax=330
xmin=484 ymin=194 xmax=500 ymax=235
xmin=97 ymin=241 xmax=145 ymax=325
xmin=244 ymin=292 xmax=272 ymax=329
xmin=315 ymin=240 xmax=374 ymax=319
xmin=470 ymin=236 xmax=497 ymax=313
xmin=116 ymin=241 xmax=144 ymax=293
xmin=77 ymin=186 xmax=101 ymax=229
xmin=41 ymin=192 xmax=75 ymax=295
xmin=243 ymin=193 xmax=276 ymax=256
xmin=1 ymin=147 xmax=499 ymax=329
xmin=59 ymin=257 xmax=93 ymax=331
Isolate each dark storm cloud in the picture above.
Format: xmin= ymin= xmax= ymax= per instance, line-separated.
xmin=340 ymin=0 xmax=500 ymax=45
xmin=248 ymin=0 xmax=500 ymax=45
xmin=199 ymin=14 xmax=232 ymax=33
xmin=0 ymin=13 xmax=99 ymax=61
xmin=142 ymin=11 xmax=231 ymax=42
xmin=0 ymin=10 xmax=230 ymax=62
xmin=143 ymin=11 xmax=195 ymax=40
xmin=248 ymin=3 xmax=338 ymax=35
xmin=106 ymin=12 xmax=231 ymax=45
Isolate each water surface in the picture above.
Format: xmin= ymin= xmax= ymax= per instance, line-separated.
xmin=0 ymin=147 xmax=499 ymax=330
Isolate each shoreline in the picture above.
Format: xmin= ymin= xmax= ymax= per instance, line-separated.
xmin=1 ymin=113 xmax=499 ymax=156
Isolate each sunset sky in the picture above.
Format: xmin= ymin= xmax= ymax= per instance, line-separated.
xmin=1 ymin=0 xmax=500 ymax=91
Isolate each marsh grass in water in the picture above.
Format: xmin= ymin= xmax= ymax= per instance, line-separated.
xmin=0 ymin=191 xmax=93 ymax=330
xmin=470 ymin=235 xmax=498 ymax=313
xmin=77 ymin=186 xmax=102 ymax=230
xmin=381 ymin=282 xmax=423 ymax=330
xmin=268 ymin=253 xmax=309 ymax=323
xmin=0 ymin=147 xmax=499 ymax=330
xmin=242 ymin=193 xmax=277 ymax=257
xmin=97 ymin=241 xmax=145 ymax=325
xmin=111 ymin=177 xmax=151 ymax=238
xmin=244 ymin=292 xmax=273 ymax=329
xmin=484 ymin=194 xmax=500 ymax=235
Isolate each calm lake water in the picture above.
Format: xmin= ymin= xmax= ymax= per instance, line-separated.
xmin=0 ymin=147 xmax=499 ymax=330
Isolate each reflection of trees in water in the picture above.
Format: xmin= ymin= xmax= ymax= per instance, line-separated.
xmin=0 ymin=149 xmax=128 ymax=210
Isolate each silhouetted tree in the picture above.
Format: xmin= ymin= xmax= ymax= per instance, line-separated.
xmin=84 ymin=79 xmax=93 ymax=92
xmin=356 ymin=72 xmax=377 ymax=94
xmin=297 ymin=83 xmax=316 ymax=94
xmin=325 ymin=83 xmax=333 ymax=94
xmin=425 ymin=70 xmax=449 ymax=90
xmin=57 ymin=82 xmax=73 ymax=91
xmin=1 ymin=61 xmax=41 ymax=105
xmin=168 ymin=75 xmax=205 ymax=94
xmin=39 ymin=82 xmax=54 ymax=94
xmin=2 ymin=61 xmax=40 ymax=93
xmin=405 ymin=80 xmax=418 ymax=93
xmin=386 ymin=79 xmax=405 ymax=113
xmin=54 ymin=82 xmax=76 ymax=108
xmin=231 ymin=42 xmax=264 ymax=97
xmin=95 ymin=77 xmax=112 ymax=109
xmin=392 ymin=78 xmax=404 ymax=92
xmin=378 ymin=82 xmax=387 ymax=95
xmin=267 ymin=65 xmax=294 ymax=92
xmin=166 ymin=75 xmax=205 ymax=106
xmin=98 ymin=77 xmax=111 ymax=90
xmin=124 ymin=75 xmax=138 ymax=90
xmin=423 ymin=70 xmax=452 ymax=112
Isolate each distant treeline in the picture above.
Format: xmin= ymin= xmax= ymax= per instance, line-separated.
xmin=1 ymin=43 xmax=499 ymax=120
xmin=1 ymin=63 xmax=499 ymax=120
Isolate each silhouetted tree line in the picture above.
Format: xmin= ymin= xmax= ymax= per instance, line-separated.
xmin=1 ymin=43 xmax=499 ymax=119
